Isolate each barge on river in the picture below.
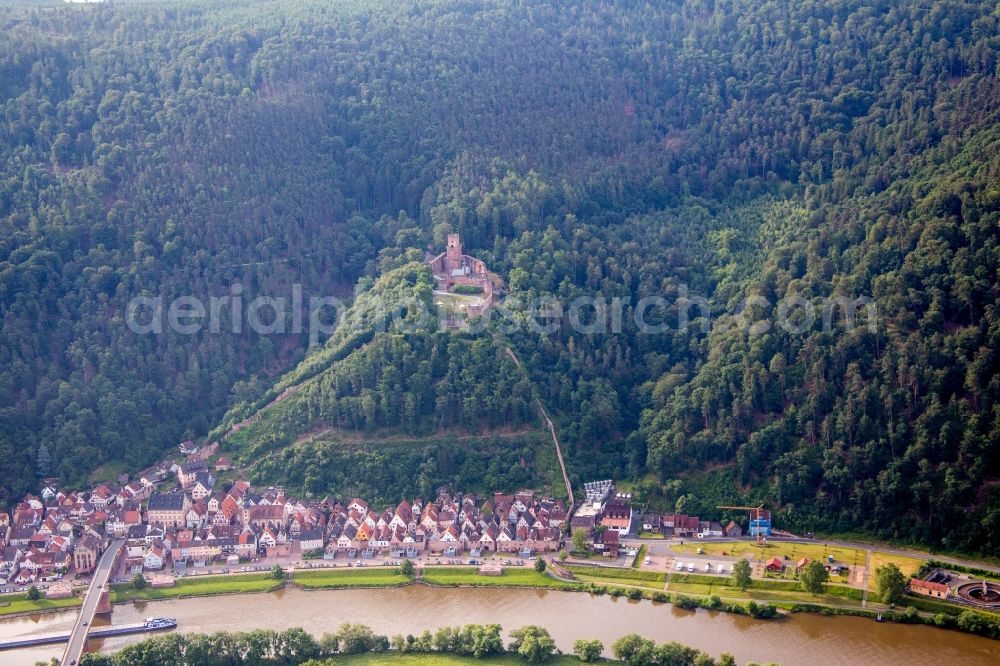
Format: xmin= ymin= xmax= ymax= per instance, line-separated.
xmin=0 ymin=617 xmax=176 ymax=650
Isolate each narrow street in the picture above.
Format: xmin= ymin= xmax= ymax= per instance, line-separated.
xmin=503 ymin=345 xmax=574 ymax=512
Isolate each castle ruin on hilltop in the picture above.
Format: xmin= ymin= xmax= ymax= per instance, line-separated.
xmin=428 ymin=234 xmax=496 ymax=320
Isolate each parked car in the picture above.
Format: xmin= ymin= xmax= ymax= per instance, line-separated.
xmin=675 ymin=561 xmax=684 ymax=571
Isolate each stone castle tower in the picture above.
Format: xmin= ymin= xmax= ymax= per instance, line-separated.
xmin=445 ymin=233 xmax=463 ymax=272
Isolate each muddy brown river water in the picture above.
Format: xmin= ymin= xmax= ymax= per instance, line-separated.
xmin=1 ymin=585 xmax=997 ymax=665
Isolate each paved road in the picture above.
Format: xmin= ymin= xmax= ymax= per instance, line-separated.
xmin=862 ymin=549 xmax=871 ymax=608
xmin=61 ymin=539 xmax=124 ymax=665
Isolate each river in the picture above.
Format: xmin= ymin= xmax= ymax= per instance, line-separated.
xmin=1 ymin=586 xmax=997 ymax=665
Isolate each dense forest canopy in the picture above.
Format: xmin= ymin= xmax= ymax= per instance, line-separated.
xmin=1 ymin=0 xmax=999 ymax=552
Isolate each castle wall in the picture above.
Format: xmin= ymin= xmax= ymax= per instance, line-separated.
xmin=429 ymin=234 xmax=496 ymax=321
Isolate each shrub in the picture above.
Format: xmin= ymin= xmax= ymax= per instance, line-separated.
xmin=955 ymin=610 xmax=999 ymax=638
xmin=799 ymin=560 xmax=830 ymax=594
xmin=611 ymin=634 xmax=655 ymax=665
xmin=731 ymin=559 xmax=752 ymax=591
xmin=453 ymin=284 xmax=484 ymax=295
xmin=746 ymin=600 xmax=778 ymax=618
xmin=874 ymin=563 xmax=907 ymax=605
xmin=672 ymin=595 xmax=698 ymax=610
xmin=509 ymin=625 xmax=557 ymax=663
xmin=573 ymin=638 xmax=603 ymax=662
xmin=332 ymin=622 xmax=388 ymax=654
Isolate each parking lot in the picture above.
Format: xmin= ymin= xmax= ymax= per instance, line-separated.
xmin=628 ymin=544 xmax=739 ymax=578
xmin=668 ymin=557 xmax=732 ymax=576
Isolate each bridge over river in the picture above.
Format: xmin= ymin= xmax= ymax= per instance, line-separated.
xmin=60 ymin=538 xmax=124 ymax=665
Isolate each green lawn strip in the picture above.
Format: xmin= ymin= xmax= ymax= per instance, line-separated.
xmin=904 ymin=595 xmax=1000 ymax=621
xmin=0 ymin=594 xmax=82 ymax=616
xmin=570 ymin=574 xmax=664 ymax=592
xmin=421 ymin=567 xmax=575 ymax=589
xmin=565 ymin=565 xmax=666 ymax=583
xmin=668 ymin=572 xmax=858 ymax=598
xmin=664 ymin=582 xmax=715 ymax=596
xmin=905 ymin=596 xmax=964 ymax=616
xmin=665 ymin=579 xmax=863 ymax=608
xmin=112 ymin=573 xmax=283 ymax=602
xmin=671 ymin=540 xmax=865 ymax=566
xmin=744 ymin=588 xmax=862 ymax=607
xmin=333 ymin=654 xmax=587 ymax=665
xmin=631 ymin=545 xmax=648 ymax=568
xmin=293 ymin=568 xmax=413 ymax=589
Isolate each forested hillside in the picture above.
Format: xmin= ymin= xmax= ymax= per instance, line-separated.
xmin=213 ymin=263 xmax=558 ymax=502
xmin=2 ymin=0 xmax=999 ymax=552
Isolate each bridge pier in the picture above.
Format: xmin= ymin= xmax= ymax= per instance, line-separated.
xmin=95 ymin=589 xmax=112 ymax=614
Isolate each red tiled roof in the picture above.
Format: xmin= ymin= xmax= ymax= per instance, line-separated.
xmin=910 ymin=578 xmax=949 ymax=594
xmin=601 ymin=516 xmax=630 ymax=529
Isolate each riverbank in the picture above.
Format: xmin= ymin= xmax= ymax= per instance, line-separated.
xmin=562 ymin=563 xmax=860 ymax=607
xmin=5 ymin=585 xmax=1000 ymax=666
xmin=294 ymin=568 xmax=414 ymax=589
xmin=553 ymin=562 xmax=1000 ymax=639
xmin=111 ymin=572 xmax=284 ymax=603
xmin=421 ymin=567 xmax=575 ymax=589
xmin=8 ymin=562 xmax=999 ymax=642
xmin=333 ymin=655 xmax=585 ymax=665
xmin=0 ymin=594 xmax=81 ymax=618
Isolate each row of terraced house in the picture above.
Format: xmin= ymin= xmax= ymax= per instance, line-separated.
xmin=2 ymin=444 xmax=570 ymax=588
xmin=137 ymin=484 xmax=568 ymax=567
